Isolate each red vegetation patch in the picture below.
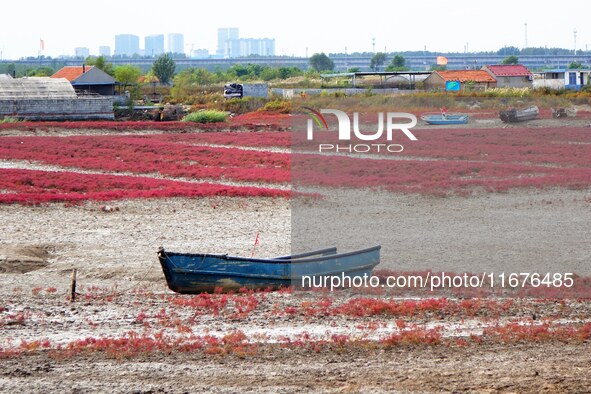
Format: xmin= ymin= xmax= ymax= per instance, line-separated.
xmin=231 ymin=112 xmax=291 ymax=128
xmin=1 ymin=291 xmax=590 ymax=360
xmin=294 ymin=297 xmax=514 ymax=319
xmin=0 ymin=135 xmax=290 ymax=185
xmin=294 ymin=154 xmax=591 ymax=195
xmin=0 ymin=121 xmax=223 ymax=132
xmin=59 ymin=331 xmax=254 ymax=359
xmin=403 ymin=128 xmax=591 ymax=166
xmin=483 ymin=321 xmax=591 ymax=343
xmin=1 ymin=124 xmax=590 ymax=203
xmin=0 ymin=115 xmax=291 ymax=132
xmin=0 ymin=168 xmax=288 ymax=205
xmin=294 ymin=127 xmax=591 ymax=195
xmin=381 ymin=327 xmax=442 ymax=346
xmin=163 ymin=131 xmax=290 ymax=148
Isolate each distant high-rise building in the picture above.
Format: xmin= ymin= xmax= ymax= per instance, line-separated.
xmin=226 ymin=39 xmax=241 ymax=58
xmin=191 ymin=48 xmax=210 ymax=59
xmin=98 ymin=46 xmax=111 ymax=57
xmin=115 ymin=34 xmax=140 ymax=56
xmin=216 ymin=28 xmax=275 ymax=57
xmin=75 ymin=47 xmax=90 ymax=58
xmin=223 ymin=38 xmax=276 ymax=57
xmin=168 ymin=33 xmax=184 ymax=54
xmin=239 ymin=38 xmax=275 ymax=57
xmin=145 ymin=34 xmax=165 ymax=57
xmin=217 ymin=27 xmax=239 ymax=57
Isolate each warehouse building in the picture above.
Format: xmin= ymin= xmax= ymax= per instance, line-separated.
xmin=0 ymin=74 xmax=113 ymax=120
xmin=423 ymin=70 xmax=497 ymax=91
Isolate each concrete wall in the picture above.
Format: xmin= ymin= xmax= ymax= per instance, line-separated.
xmin=243 ymin=83 xmax=268 ymax=98
xmin=422 ymin=73 xmax=446 ymax=90
xmin=533 ymin=79 xmax=564 ymax=90
xmin=271 ymin=88 xmax=404 ymax=97
xmin=494 ymin=76 xmax=533 ymax=88
xmin=0 ymin=97 xmax=114 ymax=120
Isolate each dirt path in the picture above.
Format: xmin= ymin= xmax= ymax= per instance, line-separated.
xmin=1 ymin=343 xmax=589 ymax=393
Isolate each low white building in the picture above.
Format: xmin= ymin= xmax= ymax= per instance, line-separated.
xmin=534 ymin=69 xmax=591 ymax=90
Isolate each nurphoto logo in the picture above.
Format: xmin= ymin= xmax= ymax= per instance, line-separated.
xmin=303 ymin=107 xmax=418 ymax=153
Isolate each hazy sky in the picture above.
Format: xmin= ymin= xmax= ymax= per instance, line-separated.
xmin=0 ymin=0 xmax=588 ymax=59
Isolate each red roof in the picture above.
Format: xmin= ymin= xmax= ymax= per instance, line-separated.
xmin=485 ymin=64 xmax=532 ymax=77
xmin=51 ymin=66 xmax=94 ymax=81
xmin=435 ymin=70 xmax=496 ymax=83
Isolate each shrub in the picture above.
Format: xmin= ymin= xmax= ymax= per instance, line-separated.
xmin=182 ymin=110 xmax=228 ymax=123
xmin=260 ymin=99 xmax=292 ymax=114
xmin=0 ymin=116 xmax=20 ymax=123
xmin=481 ymin=87 xmax=531 ymax=98
xmin=215 ymin=97 xmax=267 ymax=114
xmin=261 ymin=68 xmax=280 ymax=81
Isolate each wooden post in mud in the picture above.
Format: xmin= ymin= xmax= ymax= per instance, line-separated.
xmin=70 ymin=269 xmax=77 ymax=302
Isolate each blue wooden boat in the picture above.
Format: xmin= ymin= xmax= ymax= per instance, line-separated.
xmin=157 ymin=245 xmax=381 ymax=293
xmin=421 ymin=113 xmax=469 ymax=125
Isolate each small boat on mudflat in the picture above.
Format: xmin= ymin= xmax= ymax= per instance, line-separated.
xmin=499 ymin=105 xmax=539 ymax=123
xmin=157 ymin=245 xmax=381 ymax=293
xmin=421 ymin=113 xmax=469 ymax=125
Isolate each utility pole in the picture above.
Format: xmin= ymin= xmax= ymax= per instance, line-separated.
xmin=524 ymin=23 xmax=528 ymax=48
xmin=574 ymin=28 xmax=577 ymax=55
xmin=372 ymin=37 xmax=375 ymax=54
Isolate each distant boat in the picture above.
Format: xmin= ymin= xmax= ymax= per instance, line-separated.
xmin=421 ymin=113 xmax=469 ymax=125
xmin=499 ymin=105 xmax=539 ymax=123
xmin=157 ymin=246 xmax=381 ymax=293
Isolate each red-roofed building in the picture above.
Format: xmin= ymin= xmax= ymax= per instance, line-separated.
xmin=482 ymin=64 xmax=533 ymax=88
xmin=51 ymin=65 xmax=93 ymax=81
xmin=423 ymin=70 xmax=497 ymax=91
xmin=51 ymin=65 xmax=116 ymax=96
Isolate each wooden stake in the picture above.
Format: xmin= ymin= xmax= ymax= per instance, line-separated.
xmin=70 ymin=269 xmax=77 ymax=302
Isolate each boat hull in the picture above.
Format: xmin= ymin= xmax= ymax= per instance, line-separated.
xmin=421 ymin=114 xmax=469 ymax=125
xmin=158 ymin=246 xmax=381 ymax=293
xmin=499 ymin=106 xmax=539 ymax=123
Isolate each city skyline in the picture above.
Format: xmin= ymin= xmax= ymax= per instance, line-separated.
xmin=26 ymin=30 xmax=276 ymax=59
xmin=70 ymin=33 xmax=191 ymax=58
xmin=217 ymin=28 xmax=275 ymax=58
xmin=0 ymin=0 xmax=590 ymax=60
